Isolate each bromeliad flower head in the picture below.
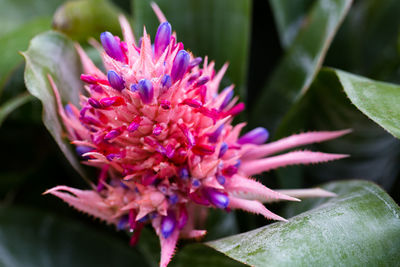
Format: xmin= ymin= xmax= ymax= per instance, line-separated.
xmin=45 ymin=6 xmax=349 ymax=267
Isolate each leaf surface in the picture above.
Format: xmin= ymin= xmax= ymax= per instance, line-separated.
xmin=207 ymin=180 xmax=400 ymax=266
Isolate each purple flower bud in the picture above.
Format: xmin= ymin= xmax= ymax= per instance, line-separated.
xmin=171 ymin=50 xmax=190 ymax=82
xmin=130 ymin=84 xmax=138 ymax=92
xmin=204 ymin=187 xmax=229 ymax=209
xmin=100 ymin=31 xmax=125 ymax=62
xmin=137 ymin=79 xmax=154 ymax=104
xmin=219 ymin=87 xmax=234 ymax=110
xmin=117 ymin=215 xmax=128 ymax=230
xmin=119 ymin=181 xmax=129 ymax=189
xmin=104 ymin=129 xmax=121 ymax=141
xmin=158 ymin=184 xmax=168 ymax=194
xmin=218 ymin=142 xmax=228 ymax=158
xmin=64 ymin=104 xmax=75 ymax=118
xmin=160 ymin=74 xmax=172 ymax=94
xmin=106 ymin=154 xmax=116 ymax=161
xmin=192 ymin=179 xmax=201 ymax=188
xmin=179 ymin=167 xmax=189 ymax=180
xmin=154 ymin=22 xmax=172 ymax=59
xmin=237 ymin=127 xmax=269 ymax=145
xmin=189 ymin=57 xmax=202 ymax=68
xmin=187 ymin=72 xmax=200 ymax=84
xmin=88 ymin=98 xmax=101 ymax=108
xmin=235 ymin=160 xmax=241 ymax=168
xmin=208 ymin=124 xmax=224 ymax=143
xmin=76 ymin=145 xmax=93 ymax=158
xmin=137 ymin=215 xmax=149 ymax=223
xmin=216 ymin=175 xmax=226 ymax=185
xmin=138 ymin=37 xmax=143 ymax=48
xmin=128 ymin=117 xmax=141 ymax=132
xmin=107 ymin=70 xmax=125 ymax=91
xmin=161 ymin=213 xmax=176 ymax=238
xmin=153 ymin=124 xmax=163 ymax=136
xmin=177 ymin=207 xmax=188 ymax=229
xmin=195 ymin=76 xmax=209 ymax=87
xmin=168 ymin=194 xmax=178 ymax=204
xmin=127 ymin=123 xmax=138 ymax=133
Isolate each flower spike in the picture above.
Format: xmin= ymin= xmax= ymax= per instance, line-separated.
xmin=45 ymin=8 xmax=349 ymax=267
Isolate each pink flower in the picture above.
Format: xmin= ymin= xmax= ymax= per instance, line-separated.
xmin=45 ymin=6 xmax=349 ymax=267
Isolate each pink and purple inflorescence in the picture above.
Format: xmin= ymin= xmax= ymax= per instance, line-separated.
xmin=46 ymin=8 xmax=349 ymax=267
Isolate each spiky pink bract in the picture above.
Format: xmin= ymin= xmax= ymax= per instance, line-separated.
xmin=45 ymin=8 xmax=349 ymax=267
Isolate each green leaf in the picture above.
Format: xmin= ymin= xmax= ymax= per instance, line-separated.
xmin=336 ymin=70 xmax=400 ymax=139
xmin=250 ymin=0 xmax=352 ymax=133
xmin=132 ymin=0 xmax=251 ymax=99
xmin=0 ymin=17 xmax=52 ymax=92
xmin=52 ymin=0 xmax=122 ymax=42
xmin=0 ymin=206 xmax=149 ymax=267
xmin=269 ymin=0 xmax=315 ymax=48
xmin=275 ymin=68 xmax=400 ymax=189
xmin=23 ymin=31 xmax=88 ymax=180
xmin=326 ymin=0 xmax=400 ymax=83
xmin=0 ymin=0 xmax=64 ymax=37
xmin=207 ymin=180 xmax=400 ymax=266
xmin=0 ymin=92 xmax=33 ymax=126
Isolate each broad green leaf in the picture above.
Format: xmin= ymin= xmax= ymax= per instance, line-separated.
xmin=336 ymin=70 xmax=400 ymax=139
xmin=207 ymin=180 xmax=400 ymax=266
xmin=0 ymin=17 xmax=52 ymax=92
xmin=0 ymin=92 xmax=33 ymax=126
xmin=133 ymin=0 xmax=251 ymax=99
xmin=250 ymin=0 xmax=352 ymax=133
xmin=23 ymin=31 xmax=88 ymax=181
xmin=52 ymin=0 xmax=122 ymax=42
xmin=282 ymin=180 xmax=385 ymax=218
xmin=275 ymin=68 xmax=400 ymax=190
xmin=0 ymin=0 xmax=64 ymax=37
xmin=326 ymin=0 xmax=400 ymax=83
xmin=0 ymin=206 xmax=149 ymax=267
xmin=269 ymin=0 xmax=315 ymax=48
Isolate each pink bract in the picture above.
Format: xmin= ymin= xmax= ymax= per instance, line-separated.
xmin=45 ymin=6 xmax=349 ymax=267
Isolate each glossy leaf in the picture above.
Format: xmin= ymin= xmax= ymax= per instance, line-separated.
xmin=0 ymin=206 xmax=149 ymax=267
xmin=0 ymin=17 xmax=51 ymax=91
xmin=0 ymin=92 xmax=33 ymax=126
xmin=52 ymin=0 xmax=122 ymax=42
xmin=275 ymin=68 xmax=400 ymax=190
xmin=250 ymin=0 xmax=352 ymax=133
xmin=269 ymin=0 xmax=315 ymax=48
xmin=23 ymin=31 xmax=88 ymax=180
xmin=207 ymin=180 xmax=400 ymax=266
xmin=336 ymin=70 xmax=400 ymax=138
xmin=133 ymin=0 xmax=251 ymax=99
